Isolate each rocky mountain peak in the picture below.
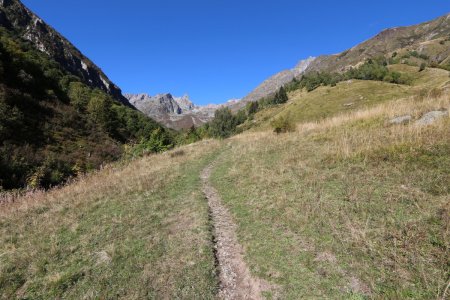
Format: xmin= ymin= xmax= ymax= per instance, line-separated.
xmin=125 ymin=93 xmax=182 ymax=115
xmin=124 ymin=93 xmax=242 ymax=130
xmin=292 ymin=56 xmax=316 ymax=76
xmin=174 ymin=94 xmax=195 ymax=111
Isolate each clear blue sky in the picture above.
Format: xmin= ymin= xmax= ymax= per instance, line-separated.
xmin=22 ymin=0 xmax=450 ymax=105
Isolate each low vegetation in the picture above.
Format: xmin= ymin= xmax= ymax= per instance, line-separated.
xmin=285 ymin=57 xmax=411 ymax=94
xmin=211 ymin=93 xmax=450 ymax=298
xmin=270 ymin=114 xmax=295 ymax=134
xmin=1 ymin=87 xmax=448 ymax=298
xmin=248 ymin=65 xmax=450 ymax=131
xmin=198 ymin=57 xmax=421 ymax=140
xmin=1 ymin=10 xmax=450 ymax=298
xmin=0 ymin=140 xmax=221 ymax=299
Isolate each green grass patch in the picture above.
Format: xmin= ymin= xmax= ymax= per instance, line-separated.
xmin=210 ymin=120 xmax=449 ymax=298
xmin=0 ymin=146 xmax=221 ymax=299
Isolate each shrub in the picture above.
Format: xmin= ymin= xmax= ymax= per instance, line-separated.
xmin=170 ymin=150 xmax=185 ymax=158
xmin=419 ymin=62 xmax=426 ymax=72
xmin=271 ymin=115 xmax=296 ymax=134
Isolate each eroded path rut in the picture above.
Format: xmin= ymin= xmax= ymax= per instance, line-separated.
xmin=201 ymin=164 xmax=264 ymax=300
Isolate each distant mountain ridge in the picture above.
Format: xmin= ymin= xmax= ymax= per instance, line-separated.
xmin=237 ymin=13 xmax=450 ymax=108
xmin=305 ymin=13 xmax=450 ymax=73
xmin=125 ymin=93 xmax=240 ymax=130
xmin=236 ymin=56 xmax=316 ymax=109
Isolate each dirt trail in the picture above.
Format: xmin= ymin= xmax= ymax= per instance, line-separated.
xmin=201 ymin=164 xmax=264 ymax=300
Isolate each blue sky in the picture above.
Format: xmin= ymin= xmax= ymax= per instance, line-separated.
xmin=22 ymin=1 xmax=450 ymax=105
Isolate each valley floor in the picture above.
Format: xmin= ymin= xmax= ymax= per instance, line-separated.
xmin=1 ymin=93 xmax=449 ymax=299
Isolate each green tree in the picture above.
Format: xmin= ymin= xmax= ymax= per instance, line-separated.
xmin=273 ymin=86 xmax=289 ymax=104
xmin=68 ymin=82 xmax=90 ymax=111
xmin=147 ymin=128 xmax=172 ymax=152
xmin=184 ymin=125 xmax=201 ymax=144
xmin=246 ymin=101 xmax=259 ymax=115
xmin=235 ymin=109 xmax=247 ymax=125
xmin=0 ymin=99 xmax=23 ymax=140
xmin=209 ymin=107 xmax=237 ymax=138
xmin=87 ymin=92 xmax=115 ymax=131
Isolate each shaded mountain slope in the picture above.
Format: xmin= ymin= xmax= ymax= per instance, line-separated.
xmin=0 ymin=1 xmax=171 ymax=189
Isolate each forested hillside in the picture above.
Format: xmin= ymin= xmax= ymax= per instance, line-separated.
xmin=0 ymin=27 xmax=172 ymax=190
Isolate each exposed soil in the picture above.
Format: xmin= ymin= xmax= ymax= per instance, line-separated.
xmin=201 ymin=164 xmax=266 ymax=300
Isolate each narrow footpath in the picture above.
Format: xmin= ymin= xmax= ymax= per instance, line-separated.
xmin=201 ymin=164 xmax=264 ymax=300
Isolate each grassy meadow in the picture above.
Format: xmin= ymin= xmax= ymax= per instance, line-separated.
xmin=248 ymin=65 xmax=450 ymax=131
xmin=0 ymin=140 xmax=221 ymax=299
xmin=211 ymin=93 xmax=450 ymax=298
xmin=0 ymin=81 xmax=449 ymax=299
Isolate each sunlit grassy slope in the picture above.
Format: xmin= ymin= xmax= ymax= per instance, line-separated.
xmin=1 ymin=76 xmax=449 ymax=299
xmin=0 ymin=141 xmax=221 ymax=299
xmin=212 ymin=93 xmax=450 ymax=298
xmin=248 ymin=65 xmax=450 ymax=131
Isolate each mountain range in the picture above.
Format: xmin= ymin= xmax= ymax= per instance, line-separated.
xmin=140 ymin=12 xmax=450 ymax=123
xmin=124 ymin=93 xmax=240 ymax=130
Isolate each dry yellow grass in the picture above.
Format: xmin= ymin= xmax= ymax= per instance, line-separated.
xmin=231 ymin=92 xmax=449 ymax=168
xmin=248 ymin=65 xmax=450 ymax=132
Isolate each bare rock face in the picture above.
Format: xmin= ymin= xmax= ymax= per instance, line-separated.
xmin=174 ymin=95 xmax=195 ymax=111
xmin=0 ymin=0 xmax=131 ymax=106
xmin=236 ymin=57 xmax=316 ymax=109
xmin=125 ymin=93 xmax=241 ymax=130
xmin=125 ymin=93 xmax=182 ymax=115
xmin=293 ymin=56 xmax=317 ymax=76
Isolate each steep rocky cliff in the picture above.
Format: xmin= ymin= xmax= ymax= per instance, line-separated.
xmin=0 ymin=0 xmax=131 ymax=105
